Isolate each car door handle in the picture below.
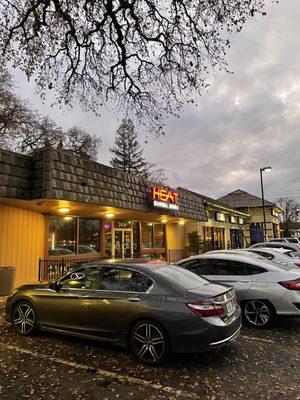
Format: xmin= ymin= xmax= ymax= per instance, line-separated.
xmin=127 ymin=297 xmax=141 ymax=302
xmin=239 ymin=280 xmax=250 ymax=284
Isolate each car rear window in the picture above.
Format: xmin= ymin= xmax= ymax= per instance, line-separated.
xmin=155 ymin=265 xmax=208 ymax=289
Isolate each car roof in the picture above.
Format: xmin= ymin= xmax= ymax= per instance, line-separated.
xmin=251 ymin=242 xmax=299 ymax=250
xmin=177 ymin=253 xmax=283 ymax=272
xmin=81 ymin=261 xmax=173 ymax=275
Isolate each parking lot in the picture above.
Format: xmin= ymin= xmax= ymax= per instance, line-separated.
xmin=0 ymin=310 xmax=299 ymax=400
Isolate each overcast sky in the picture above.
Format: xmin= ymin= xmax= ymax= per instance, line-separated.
xmin=12 ymin=0 xmax=300 ymax=202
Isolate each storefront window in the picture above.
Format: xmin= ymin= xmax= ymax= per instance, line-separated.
xmin=153 ymin=224 xmax=165 ymax=248
xmin=203 ymin=227 xmax=225 ymax=250
xmin=48 ymin=216 xmax=101 ymax=256
xmin=48 ymin=216 xmax=77 ymax=256
xmin=78 ymin=219 xmax=100 ymax=253
xmin=141 ymin=223 xmax=153 ymax=249
xmin=141 ymin=223 xmax=165 ymax=250
xmin=213 ymin=228 xmax=225 ymax=250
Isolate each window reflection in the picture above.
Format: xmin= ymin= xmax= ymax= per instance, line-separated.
xmin=141 ymin=223 xmax=153 ymax=249
xmin=141 ymin=223 xmax=165 ymax=249
xmin=48 ymin=216 xmax=76 ymax=256
xmin=48 ymin=216 xmax=101 ymax=256
xmin=153 ymin=224 xmax=165 ymax=248
xmin=79 ymin=219 xmax=100 ymax=253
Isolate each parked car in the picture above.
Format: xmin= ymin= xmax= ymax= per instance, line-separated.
xmin=177 ymin=253 xmax=300 ymax=328
xmin=248 ymin=248 xmax=300 ymax=269
xmin=269 ymin=237 xmax=300 ymax=244
xmin=5 ymin=263 xmax=241 ymax=365
xmin=48 ymin=248 xmax=74 ymax=256
xmin=250 ymin=241 xmax=300 ymax=254
xmin=207 ymin=249 xmax=300 ymax=269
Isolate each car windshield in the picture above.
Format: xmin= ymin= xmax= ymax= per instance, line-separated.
xmin=155 ymin=265 xmax=208 ymax=289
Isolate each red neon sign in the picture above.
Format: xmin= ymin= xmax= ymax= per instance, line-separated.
xmin=152 ymin=187 xmax=179 ymax=204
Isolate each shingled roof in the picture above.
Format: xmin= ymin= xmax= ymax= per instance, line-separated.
xmin=218 ymin=189 xmax=277 ymax=209
xmin=0 ymin=148 xmax=208 ymax=221
xmin=178 ymin=188 xmax=249 ymax=217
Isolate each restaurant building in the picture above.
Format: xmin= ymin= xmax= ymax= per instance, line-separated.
xmin=182 ymin=189 xmax=249 ymax=251
xmin=219 ymin=190 xmax=284 ymax=245
xmin=0 ymin=148 xmax=208 ymax=287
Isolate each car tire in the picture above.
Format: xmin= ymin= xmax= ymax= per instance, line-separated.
xmin=242 ymin=300 xmax=276 ymax=328
xmin=12 ymin=301 xmax=37 ymax=336
xmin=130 ymin=319 xmax=170 ymax=366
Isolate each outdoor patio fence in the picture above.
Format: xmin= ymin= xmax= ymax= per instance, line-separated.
xmin=38 ymin=252 xmax=166 ymax=281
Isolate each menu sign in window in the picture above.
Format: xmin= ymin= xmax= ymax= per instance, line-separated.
xmin=151 ymin=187 xmax=179 ymax=211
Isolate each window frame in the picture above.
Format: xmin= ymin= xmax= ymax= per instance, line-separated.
xmin=97 ymin=265 xmax=155 ymax=294
xmin=48 ymin=216 xmax=102 ymax=258
xmin=205 ymin=259 xmax=249 ymax=276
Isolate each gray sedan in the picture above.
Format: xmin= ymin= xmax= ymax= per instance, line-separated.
xmin=5 ymin=263 xmax=241 ymax=365
xmin=177 ymin=254 xmax=300 ymax=328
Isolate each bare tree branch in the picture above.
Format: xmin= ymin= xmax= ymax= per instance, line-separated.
xmin=0 ymin=0 xmax=272 ymax=136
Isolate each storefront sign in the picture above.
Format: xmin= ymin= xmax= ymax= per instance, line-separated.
xmin=114 ymin=220 xmax=132 ymax=229
xmin=215 ymin=212 xmax=226 ymax=222
xmin=151 ymin=187 xmax=179 ymax=210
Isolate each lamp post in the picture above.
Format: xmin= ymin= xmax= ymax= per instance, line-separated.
xmin=260 ymin=166 xmax=272 ymax=241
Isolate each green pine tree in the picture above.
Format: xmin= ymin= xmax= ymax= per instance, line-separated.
xmin=110 ymin=119 xmax=148 ymax=175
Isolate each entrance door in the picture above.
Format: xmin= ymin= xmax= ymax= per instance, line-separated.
xmin=114 ymin=229 xmax=133 ymax=259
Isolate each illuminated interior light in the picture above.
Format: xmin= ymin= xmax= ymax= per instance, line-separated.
xmin=58 ymin=207 xmax=70 ymax=213
xmin=105 ymin=213 xmax=115 ymax=219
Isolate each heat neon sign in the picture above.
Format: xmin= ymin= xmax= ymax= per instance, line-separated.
xmin=151 ymin=187 xmax=179 ymax=210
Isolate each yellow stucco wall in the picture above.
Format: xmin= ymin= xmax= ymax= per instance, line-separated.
xmin=165 ymin=223 xmax=185 ymax=261
xmin=243 ymin=207 xmax=281 ymax=242
xmin=0 ymin=204 xmax=45 ymax=287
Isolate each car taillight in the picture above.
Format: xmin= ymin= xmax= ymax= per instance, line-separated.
xmin=279 ymin=278 xmax=300 ymax=290
xmin=294 ymin=263 xmax=300 ymax=268
xmin=186 ymin=301 xmax=224 ymax=317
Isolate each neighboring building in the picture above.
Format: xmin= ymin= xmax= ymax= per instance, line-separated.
xmin=180 ymin=189 xmax=249 ymax=251
xmin=0 ymin=148 xmax=208 ymax=287
xmin=218 ymin=189 xmax=284 ymax=246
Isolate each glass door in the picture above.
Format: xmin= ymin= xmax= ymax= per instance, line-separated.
xmin=113 ymin=229 xmax=133 ymax=259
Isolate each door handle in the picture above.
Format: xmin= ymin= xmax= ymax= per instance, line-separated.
xmin=239 ymin=280 xmax=250 ymax=284
xmin=127 ymin=297 xmax=141 ymax=302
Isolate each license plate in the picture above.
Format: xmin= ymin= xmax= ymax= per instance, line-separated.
xmin=225 ymin=301 xmax=234 ymax=315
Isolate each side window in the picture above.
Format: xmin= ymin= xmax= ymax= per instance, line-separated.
xmin=60 ymin=267 xmax=100 ymax=289
xmin=183 ymin=260 xmax=212 ymax=275
xmin=244 ymin=263 xmax=267 ymax=275
xmin=210 ymin=260 xmax=248 ymax=276
xmin=256 ymin=251 xmax=273 ymax=260
xmin=99 ymin=267 xmax=153 ymax=293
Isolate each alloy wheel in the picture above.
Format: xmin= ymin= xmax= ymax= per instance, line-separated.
xmin=13 ymin=303 xmax=36 ymax=335
xmin=131 ymin=322 xmax=166 ymax=364
xmin=244 ymin=300 xmax=271 ymax=327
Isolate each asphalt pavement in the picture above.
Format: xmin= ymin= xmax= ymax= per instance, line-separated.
xmin=0 ymin=311 xmax=299 ymax=400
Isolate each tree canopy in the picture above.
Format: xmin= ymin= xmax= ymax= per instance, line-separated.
xmin=0 ymin=0 xmax=270 ymax=136
xmin=0 ymin=64 xmax=101 ymax=160
xmin=110 ymin=118 xmax=167 ymax=182
xmin=277 ymin=197 xmax=300 ymax=237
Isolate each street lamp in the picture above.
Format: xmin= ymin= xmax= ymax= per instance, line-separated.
xmin=260 ymin=166 xmax=272 ymax=241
